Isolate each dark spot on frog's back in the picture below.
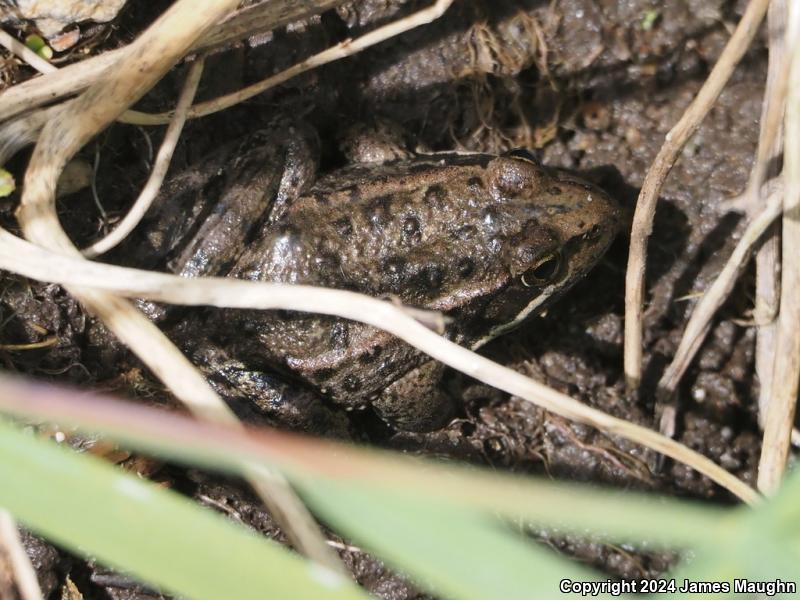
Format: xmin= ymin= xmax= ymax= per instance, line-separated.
xmin=424 ymin=185 xmax=447 ymax=207
xmin=402 ymin=215 xmax=421 ymax=243
xmin=457 ymin=257 xmax=475 ymax=279
xmin=335 ymin=216 xmax=353 ymax=237
xmin=467 ymin=177 xmax=484 ymax=193
xmin=420 ymin=264 xmax=445 ymax=290
xmin=548 ymin=186 xmax=562 ymax=196
xmin=358 ymin=345 xmax=382 ymax=365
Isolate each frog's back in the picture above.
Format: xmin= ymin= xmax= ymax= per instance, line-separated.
xmin=234 ymin=154 xmax=537 ymax=308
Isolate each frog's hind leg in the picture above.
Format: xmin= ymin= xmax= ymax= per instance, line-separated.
xmin=189 ymin=340 xmax=351 ymax=437
xmin=372 ymin=360 xmax=456 ymax=432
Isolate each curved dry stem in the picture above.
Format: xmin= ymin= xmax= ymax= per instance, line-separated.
xmin=755 ymin=0 xmax=788 ymax=431
xmin=81 ymin=57 xmax=205 ymax=258
xmin=119 ymin=0 xmax=455 ymax=126
xmin=13 ymin=0 xmax=345 ymax=574
xmin=0 ymin=105 xmax=62 ymax=166
xmin=623 ymin=0 xmax=770 ymax=388
xmin=657 ymin=186 xmax=783 ymax=437
xmin=757 ymin=5 xmax=800 ymax=495
xmin=0 ymin=0 xmax=351 ymax=124
xmin=0 ymin=228 xmax=760 ymax=505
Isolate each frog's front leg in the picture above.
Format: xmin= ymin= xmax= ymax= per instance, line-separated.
xmin=169 ymin=121 xmax=319 ymax=279
xmin=372 ymin=360 xmax=456 ymax=432
xmin=134 ymin=121 xmax=318 ymax=322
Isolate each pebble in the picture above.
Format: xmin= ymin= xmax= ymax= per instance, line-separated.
xmin=1 ymin=0 xmax=126 ymax=38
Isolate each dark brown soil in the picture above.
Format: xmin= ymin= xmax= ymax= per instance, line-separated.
xmin=1 ymin=0 xmax=768 ymax=597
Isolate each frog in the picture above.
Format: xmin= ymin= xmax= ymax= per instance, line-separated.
xmin=122 ymin=120 xmax=620 ymax=432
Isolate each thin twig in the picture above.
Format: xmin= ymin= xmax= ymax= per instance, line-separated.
xmin=757 ymin=4 xmax=800 ymax=495
xmin=0 ymin=29 xmax=56 ymax=75
xmin=623 ymin=0 xmax=770 ymax=388
xmin=0 ymin=336 xmax=58 ymax=351
xmin=0 ymin=105 xmax=61 ymax=166
xmin=119 ymin=0 xmax=455 ymax=126
xmin=0 ymin=510 xmax=43 ymax=600
xmin=754 ymin=0 xmax=787 ymax=430
xmin=82 ymin=57 xmax=205 ymax=258
xmin=13 ymin=0 xmax=345 ymax=574
xmin=0 ymin=0 xmax=350 ymax=123
xmin=656 ymin=186 xmax=783 ymax=438
xmin=0 ymin=228 xmax=760 ymax=505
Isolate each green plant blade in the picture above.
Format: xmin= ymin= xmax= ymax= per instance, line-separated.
xmin=299 ymin=479 xmax=609 ymax=600
xmin=0 ymin=420 xmax=369 ymax=600
xmin=667 ymin=471 xmax=800 ymax=598
xmin=0 ymin=376 xmax=726 ymax=549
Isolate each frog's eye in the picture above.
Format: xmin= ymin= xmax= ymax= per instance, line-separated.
xmin=505 ymin=148 xmax=541 ymax=165
xmin=520 ymin=252 xmax=561 ymax=287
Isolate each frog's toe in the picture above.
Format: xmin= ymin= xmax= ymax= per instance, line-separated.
xmin=372 ymin=361 xmax=456 ymax=432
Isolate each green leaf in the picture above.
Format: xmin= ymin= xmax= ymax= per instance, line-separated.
xmin=662 ymin=470 xmax=800 ymax=597
xmin=24 ymin=34 xmax=52 ymax=60
xmin=0 ymin=420 xmax=369 ymax=600
xmin=641 ymin=10 xmax=660 ymax=31
xmin=299 ymin=479 xmax=606 ymax=600
xmin=0 ymin=168 xmax=15 ymax=197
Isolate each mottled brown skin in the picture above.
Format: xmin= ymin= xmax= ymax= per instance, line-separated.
xmin=189 ymin=146 xmax=621 ymax=431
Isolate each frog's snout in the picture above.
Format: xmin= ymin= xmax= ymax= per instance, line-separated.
xmin=546 ymin=169 xmax=621 ymax=279
xmin=553 ymin=170 xmax=620 ymax=233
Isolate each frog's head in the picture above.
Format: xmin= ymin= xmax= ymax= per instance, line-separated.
xmin=472 ymin=150 xmax=620 ymax=347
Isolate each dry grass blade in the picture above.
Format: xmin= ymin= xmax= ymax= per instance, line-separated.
xmin=0 ymin=510 xmax=43 ymax=600
xmin=120 ymin=0 xmax=455 ymax=126
xmin=0 ymin=228 xmax=760 ymax=505
xmin=757 ymin=4 xmax=800 ymax=495
xmin=656 ymin=186 xmax=783 ymax=439
xmin=201 ymin=0 xmax=349 ymax=52
xmin=0 ymin=0 xmax=351 ymax=123
xmin=81 ymin=56 xmax=205 ymax=258
xmin=623 ymin=0 xmax=770 ymax=388
xmin=755 ymin=0 xmax=787 ymax=429
xmin=12 ymin=0 xmax=345 ymax=574
xmin=657 ymin=0 xmax=791 ymax=444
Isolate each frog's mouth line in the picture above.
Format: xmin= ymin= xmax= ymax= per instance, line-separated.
xmin=469 ymin=285 xmax=556 ymax=351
